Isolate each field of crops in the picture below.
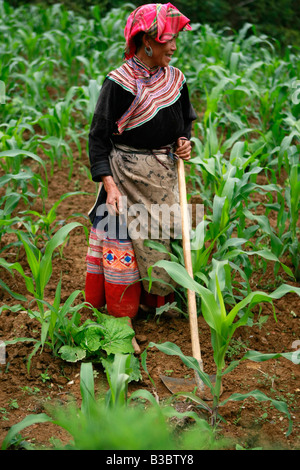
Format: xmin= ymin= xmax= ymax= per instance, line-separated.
xmin=0 ymin=1 xmax=300 ymax=451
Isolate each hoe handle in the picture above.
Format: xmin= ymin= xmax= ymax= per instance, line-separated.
xmin=177 ymin=157 xmax=203 ymax=372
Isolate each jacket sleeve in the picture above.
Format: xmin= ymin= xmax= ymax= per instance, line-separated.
xmin=179 ymin=82 xmax=197 ymax=140
xmin=88 ymin=78 xmax=133 ymax=182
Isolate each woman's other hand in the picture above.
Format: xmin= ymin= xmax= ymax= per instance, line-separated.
xmin=176 ymin=137 xmax=192 ymax=160
xmin=101 ymin=175 xmax=123 ymax=215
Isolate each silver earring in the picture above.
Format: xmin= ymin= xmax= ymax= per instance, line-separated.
xmin=145 ymin=45 xmax=153 ymax=57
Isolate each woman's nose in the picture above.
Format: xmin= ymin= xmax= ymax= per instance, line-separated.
xmin=170 ymin=38 xmax=177 ymax=51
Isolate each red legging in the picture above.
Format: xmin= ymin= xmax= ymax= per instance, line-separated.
xmin=85 ymin=225 xmax=141 ymax=318
xmin=85 ymin=225 xmax=174 ymax=318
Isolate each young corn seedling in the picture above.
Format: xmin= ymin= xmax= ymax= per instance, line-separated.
xmin=146 ymin=259 xmax=300 ymax=432
xmin=0 ymin=149 xmax=48 ymax=208
xmin=37 ymin=278 xmax=84 ymax=357
xmin=17 ymin=190 xmax=89 ymax=246
xmin=0 ymin=222 xmax=86 ymax=365
xmin=283 ymin=163 xmax=300 ymax=280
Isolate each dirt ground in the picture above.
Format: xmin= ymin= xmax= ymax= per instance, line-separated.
xmin=0 ymin=145 xmax=299 ymax=450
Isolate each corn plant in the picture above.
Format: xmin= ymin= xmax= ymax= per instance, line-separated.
xmin=146 ymin=259 xmax=300 ymax=432
xmin=103 ymin=353 xmax=133 ymax=409
xmin=243 ymin=161 xmax=300 ymax=281
xmin=0 ymin=222 xmax=89 ymax=370
xmin=0 ymin=149 xmax=48 ymax=202
xmin=286 ymin=164 xmax=300 ymax=279
xmin=17 ymin=191 xmax=89 ymax=246
xmin=38 ymin=279 xmax=85 ymax=357
xmin=147 ymin=207 xmax=294 ymax=311
xmin=0 ymin=193 xmax=24 ymax=250
xmin=0 ymin=221 xmax=84 ymax=330
xmin=3 ymin=284 xmax=86 ymax=371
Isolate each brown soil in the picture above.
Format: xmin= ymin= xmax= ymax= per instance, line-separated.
xmin=0 ymin=147 xmax=299 ymax=450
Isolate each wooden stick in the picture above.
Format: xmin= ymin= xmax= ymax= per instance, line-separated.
xmin=177 ymin=157 xmax=204 ymax=384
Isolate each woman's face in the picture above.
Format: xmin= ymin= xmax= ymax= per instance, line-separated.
xmin=145 ymin=35 xmax=178 ymax=68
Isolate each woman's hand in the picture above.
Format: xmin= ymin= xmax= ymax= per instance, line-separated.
xmin=101 ymin=175 xmax=123 ymax=215
xmin=176 ymin=137 xmax=192 ymax=160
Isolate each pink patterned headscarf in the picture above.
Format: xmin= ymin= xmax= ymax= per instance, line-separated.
xmin=124 ymin=3 xmax=192 ymax=59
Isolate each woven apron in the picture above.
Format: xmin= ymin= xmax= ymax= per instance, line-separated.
xmin=85 ymin=143 xmax=181 ymax=317
xmin=109 ymin=143 xmax=181 ymax=296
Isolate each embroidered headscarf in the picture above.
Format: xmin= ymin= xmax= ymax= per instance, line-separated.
xmin=124 ymin=3 xmax=192 ymax=60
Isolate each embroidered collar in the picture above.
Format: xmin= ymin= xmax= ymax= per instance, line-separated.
xmin=131 ymin=55 xmax=160 ymax=78
xmin=107 ymin=58 xmax=186 ymax=134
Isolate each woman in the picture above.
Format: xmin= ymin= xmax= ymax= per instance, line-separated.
xmin=85 ymin=3 xmax=197 ymax=352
